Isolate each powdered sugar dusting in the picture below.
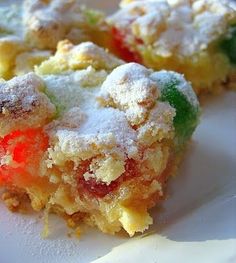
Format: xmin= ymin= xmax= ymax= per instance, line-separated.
xmin=137 ymin=101 xmax=175 ymax=146
xmin=23 ymin=0 xmax=91 ymax=49
xmin=44 ymin=68 xmax=139 ymax=161
xmin=51 ymin=107 xmax=138 ymax=159
xmin=98 ymin=63 xmax=160 ymax=126
xmin=43 ymin=62 xmax=185 ymax=183
xmin=43 ymin=69 xmax=105 ymax=112
xmin=109 ymin=0 xmax=235 ymax=56
xmin=0 ymin=73 xmax=56 ymax=136
xmin=41 ymin=62 xmax=180 ymax=184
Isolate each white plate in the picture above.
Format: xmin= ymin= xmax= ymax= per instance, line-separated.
xmin=0 ymin=1 xmax=236 ymax=262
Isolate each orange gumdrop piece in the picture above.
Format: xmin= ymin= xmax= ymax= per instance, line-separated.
xmin=0 ymin=128 xmax=49 ymax=187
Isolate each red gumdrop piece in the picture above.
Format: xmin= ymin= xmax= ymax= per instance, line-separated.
xmin=80 ymin=178 xmax=119 ymax=198
xmin=0 ymin=128 xmax=49 ymax=185
xmin=78 ymin=159 xmax=139 ymax=198
xmin=123 ymin=159 xmax=140 ymax=180
xmin=77 ymin=159 xmax=117 ymax=198
xmin=111 ymin=27 xmax=142 ymax=63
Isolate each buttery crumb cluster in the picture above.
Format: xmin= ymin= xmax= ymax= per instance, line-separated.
xmin=112 ymin=0 xmax=234 ymax=56
xmin=0 ymin=41 xmax=199 ymax=236
xmin=108 ymin=0 xmax=236 ymax=93
xmin=23 ymin=0 xmax=103 ymax=49
xmin=0 ymin=0 xmax=104 ymax=79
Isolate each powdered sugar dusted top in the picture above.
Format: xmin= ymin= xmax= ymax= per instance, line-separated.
xmin=109 ymin=0 xmax=235 ymax=56
xmin=43 ymin=62 xmax=176 ymax=184
xmin=23 ymin=0 xmax=99 ymax=49
xmin=98 ymin=63 xmax=160 ymax=126
xmin=43 ymin=68 xmax=139 ymax=160
xmin=2 ymin=41 xmax=198 ymax=184
xmin=34 ymin=42 xmax=178 ymax=184
xmin=0 ymin=73 xmax=56 ymax=137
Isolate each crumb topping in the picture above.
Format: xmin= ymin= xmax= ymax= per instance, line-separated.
xmin=23 ymin=0 xmax=98 ymax=49
xmin=47 ymin=107 xmax=138 ymax=166
xmin=36 ymin=53 xmax=177 ymax=184
xmin=36 ymin=40 xmax=124 ymax=75
xmin=98 ymin=63 xmax=160 ymax=126
xmin=0 ymin=73 xmax=56 ymax=137
xmin=43 ymin=62 xmax=176 ymax=184
xmin=109 ymin=0 xmax=235 ymax=56
xmin=137 ymin=102 xmax=175 ymax=146
xmin=0 ymin=42 xmax=179 ymax=186
xmin=14 ymin=50 xmax=52 ymax=76
xmin=0 ymin=35 xmax=27 ymax=69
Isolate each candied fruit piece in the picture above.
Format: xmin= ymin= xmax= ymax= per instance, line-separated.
xmin=77 ymin=159 xmax=139 ymax=198
xmin=80 ymin=178 xmax=119 ymax=198
xmin=0 ymin=128 xmax=48 ymax=186
xmin=153 ymin=72 xmax=200 ymax=147
xmin=221 ymin=25 xmax=236 ymax=64
xmin=111 ymin=27 xmax=141 ymax=63
xmin=77 ymin=159 xmax=119 ymax=198
xmin=84 ymin=8 xmax=103 ymax=26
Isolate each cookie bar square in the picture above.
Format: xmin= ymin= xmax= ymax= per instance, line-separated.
xmin=0 ymin=41 xmax=200 ymax=236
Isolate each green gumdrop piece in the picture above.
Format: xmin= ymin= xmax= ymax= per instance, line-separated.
xmin=161 ymin=85 xmax=199 ymax=146
xmin=153 ymin=72 xmax=200 ymax=147
xmin=84 ymin=9 xmax=103 ymax=25
xmin=220 ymin=25 xmax=236 ymax=64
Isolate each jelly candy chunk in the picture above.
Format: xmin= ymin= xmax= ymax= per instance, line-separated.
xmin=151 ymin=71 xmax=200 ymax=147
xmin=0 ymin=128 xmax=48 ymax=185
xmin=77 ymin=159 xmax=139 ymax=198
xmin=111 ymin=27 xmax=141 ymax=63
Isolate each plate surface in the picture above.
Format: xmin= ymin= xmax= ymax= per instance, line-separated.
xmin=0 ymin=1 xmax=236 ymax=263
